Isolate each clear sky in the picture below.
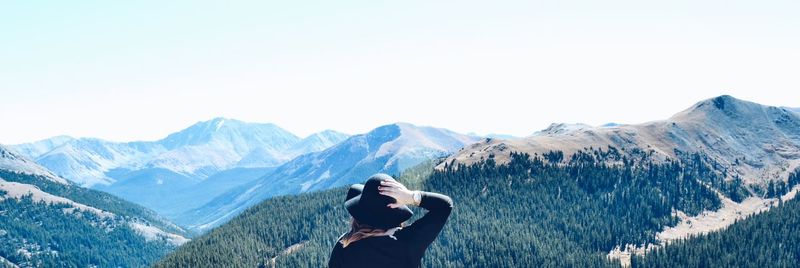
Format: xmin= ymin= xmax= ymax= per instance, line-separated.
xmin=1 ymin=0 xmax=799 ymax=144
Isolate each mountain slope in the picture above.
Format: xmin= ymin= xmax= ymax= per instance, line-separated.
xmin=236 ymin=129 xmax=348 ymax=168
xmin=0 ymin=145 xmax=188 ymax=267
xmin=150 ymin=118 xmax=301 ymax=176
xmin=35 ymin=138 xmax=162 ymax=186
xmin=445 ymin=95 xmax=800 ymax=184
xmin=98 ymin=167 xmax=275 ymax=219
xmin=178 ymin=123 xmax=478 ymax=231
xmin=288 ymin=130 xmax=350 ymax=156
xmin=635 ymin=170 xmax=800 ymax=267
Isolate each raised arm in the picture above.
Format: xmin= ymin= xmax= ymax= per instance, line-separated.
xmin=398 ymin=191 xmax=453 ymax=258
xmin=378 ymin=181 xmax=454 ymax=259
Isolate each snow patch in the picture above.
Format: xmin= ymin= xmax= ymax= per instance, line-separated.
xmin=129 ymin=221 xmax=189 ymax=246
xmin=300 ymin=169 xmax=331 ymax=192
xmin=0 ymin=255 xmax=18 ymax=268
xmin=0 ymin=178 xmax=113 ymax=218
xmin=609 ymin=185 xmax=800 ymax=266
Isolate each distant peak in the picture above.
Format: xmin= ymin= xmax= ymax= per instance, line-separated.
xmin=600 ymin=122 xmax=622 ymax=128
xmin=533 ymin=123 xmax=592 ymax=136
xmin=203 ymin=117 xmax=232 ymax=126
xmin=314 ymin=129 xmax=348 ymax=137
xmin=671 ymin=95 xmax=779 ymax=122
xmin=710 ymin=95 xmax=737 ymax=110
xmin=393 ymin=122 xmax=417 ymax=128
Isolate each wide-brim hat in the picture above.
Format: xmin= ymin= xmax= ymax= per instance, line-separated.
xmin=345 ymin=174 xmax=413 ymax=229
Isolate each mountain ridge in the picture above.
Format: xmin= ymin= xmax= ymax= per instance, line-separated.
xmin=443 ymin=95 xmax=800 ymax=184
xmin=10 ymin=118 xmax=348 ymax=187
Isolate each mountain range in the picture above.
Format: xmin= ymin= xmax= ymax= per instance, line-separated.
xmin=3 ymin=95 xmax=798 ymax=267
xmin=445 ymin=95 xmax=800 ymax=184
xmin=10 ymin=118 xmax=349 ymax=221
xmin=177 ymin=122 xmax=480 ymax=231
xmin=13 ymin=118 xmax=347 ymax=187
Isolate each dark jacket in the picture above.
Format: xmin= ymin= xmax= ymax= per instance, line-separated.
xmin=328 ymin=192 xmax=453 ymax=268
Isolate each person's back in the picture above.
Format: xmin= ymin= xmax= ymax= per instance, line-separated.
xmin=328 ymin=174 xmax=453 ymax=268
xmin=330 ymin=235 xmax=412 ymax=268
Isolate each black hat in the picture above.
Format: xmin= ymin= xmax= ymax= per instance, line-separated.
xmin=345 ymin=174 xmax=413 ymax=229
xmin=346 ymin=184 xmax=364 ymax=201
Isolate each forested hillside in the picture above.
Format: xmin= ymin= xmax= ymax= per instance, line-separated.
xmin=0 ymin=169 xmax=188 ymax=267
xmin=157 ymin=147 xmax=763 ymax=267
xmin=633 ymin=169 xmax=800 ymax=267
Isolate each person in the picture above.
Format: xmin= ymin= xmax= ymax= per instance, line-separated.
xmin=328 ymin=173 xmax=453 ymax=268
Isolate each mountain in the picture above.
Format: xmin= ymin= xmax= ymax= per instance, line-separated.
xmin=20 ymin=118 xmax=305 ymax=187
xmin=9 ymin=135 xmax=74 ymax=160
xmin=150 ymin=118 xmax=301 ymax=176
xmin=786 ymin=107 xmax=800 ymax=114
xmin=34 ymin=138 xmax=163 ymax=186
xmin=97 ymin=166 xmax=275 ymax=219
xmin=289 ymin=130 xmax=350 ymax=156
xmin=236 ymin=130 xmax=348 ymax=168
xmin=155 ymin=96 xmax=800 ymax=267
xmin=442 ymin=95 xmax=800 ymax=263
xmin=0 ymin=145 xmax=189 ymax=267
xmin=178 ymin=123 xmax=479 ymax=231
xmin=10 ymin=118 xmax=349 ymax=222
xmin=446 ymin=95 xmax=800 ymax=184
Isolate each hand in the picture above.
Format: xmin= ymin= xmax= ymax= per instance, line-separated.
xmin=378 ymin=180 xmax=415 ymax=208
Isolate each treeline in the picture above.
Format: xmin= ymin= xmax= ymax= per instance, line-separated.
xmin=157 ymin=147 xmax=751 ymax=267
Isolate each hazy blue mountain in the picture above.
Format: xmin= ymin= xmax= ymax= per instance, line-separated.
xmin=150 ymin=118 xmax=301 ymax=176
xmin=9 ymin=135 xmax=74 ymax=159
xmin=236 ymin=130 xmax=348 ymax=168
xmin=96 ymin=168 xmax=199 ymax=217
xmin=34 ymin=138 xmax=162 ymax=186
xmin=289 ymin=130 xmax=350 ymax=155
xmin=17 ymin=118 xmax=310 ymax=187
xmin=179 ymin=123 xmax=479 ymax=231
xmin=0 ymin=145 xmax=188 ymax=267
xmin=99 ymin=166 xmax=275 ymax=219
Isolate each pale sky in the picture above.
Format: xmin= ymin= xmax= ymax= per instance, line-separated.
xmin=1 ymin=0 xmax=799 ymax=144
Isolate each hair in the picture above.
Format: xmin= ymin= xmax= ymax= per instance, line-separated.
xmin=339 ymin=218 xmax=402 ymax=248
